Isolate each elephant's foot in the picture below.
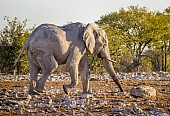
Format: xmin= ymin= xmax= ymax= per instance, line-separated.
xmin=34 ymin=88 xmax=46 ymax=93
xmin=81 ymin=88 xmax=93 ymax=99
xmin=81 ymin=90 xmax=92 ymax=94
xmin=28 ymin=88 xmax=40 ymax=95
xmin=28 ymin=90 xmax=34 ymax=95
xmin=28 ymin=90 xmax=40 ymax=95
xmin=35 ymin=82 xmax=46 ymax=93
xmin=28 ymin=87 xmax=34 ymax=94
xmin=63 ymin=85 xmax=70 ymax=95
xmin=35 ymin=86 xmax=45 ymax=94
xmin=82 ymin=87 xmax=92 ymax=94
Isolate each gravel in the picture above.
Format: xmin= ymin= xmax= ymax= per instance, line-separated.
xmin=0 ymin=72 xmax=169 ymax=115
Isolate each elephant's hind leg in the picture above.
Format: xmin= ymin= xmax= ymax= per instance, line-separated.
xmin=28 ymin=61 xmax=40 ymax=94
xmin=35 ymin=55 xmax=58 ymax=93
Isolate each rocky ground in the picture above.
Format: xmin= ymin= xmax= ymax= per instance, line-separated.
xmin=0 ymin=73 xmax=170 ymax=116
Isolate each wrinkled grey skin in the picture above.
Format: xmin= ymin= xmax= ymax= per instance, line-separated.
xmin=15 ymin=22 xmax=123 ymax=95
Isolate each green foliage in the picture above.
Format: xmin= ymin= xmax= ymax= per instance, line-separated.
xmin=0 ymin=17 xmax=34 ymax=74
xmin=164 ymin=6 xmax=170 ymax=14
xmin=95 ymin=6 xmax=170 ymax=73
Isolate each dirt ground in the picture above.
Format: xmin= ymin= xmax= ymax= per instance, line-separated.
xmin=0 ymin=77 xmax=170 ymax=115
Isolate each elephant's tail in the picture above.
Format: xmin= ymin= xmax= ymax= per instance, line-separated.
xmin=13 ymin=39 xmax=29 ymax=67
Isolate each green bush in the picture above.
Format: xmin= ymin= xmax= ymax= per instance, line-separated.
xmin=0 ymin=17 xmax=34 ymax=74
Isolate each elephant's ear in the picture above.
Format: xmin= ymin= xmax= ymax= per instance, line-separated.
xmin=83 ymin=24 xmax=96 ymax=54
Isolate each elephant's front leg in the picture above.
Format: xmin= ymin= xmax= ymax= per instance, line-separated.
xmin=63 ymin=48 xmax=83 ymax=95
xmin=79 ymin=55 xmax=91 ymax=94
xmin=63 ymin=65 xmax=79 ymax=95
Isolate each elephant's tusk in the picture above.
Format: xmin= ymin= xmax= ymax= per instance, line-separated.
xmin=105 ymin=58 xmax=116 ymax=63
xmin=102 ymin=57 xmax=116 ymax=63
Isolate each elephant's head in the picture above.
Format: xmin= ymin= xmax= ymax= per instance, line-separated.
xmin=83 ymin=24 xmax=124 ymax=92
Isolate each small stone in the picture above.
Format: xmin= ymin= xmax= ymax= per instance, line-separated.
xmin=71 ymin=101 xmax=77 ymax=108
xmin=118 ymin=112 xmax=124 ymax=115
xmin=133 ymin=107 xmax=144 ymax=114
xmin=70 ymin=88 xmax=77 ymax=95
xmin=86 ymin=112 xmax=92 ymax=116
xmin=117 ymin=102 xmax=126 ymax=106
xmin=123 ymin=108 xmax=135 ymax=115
xmin=81 ymin=94 xmax=93 ymax=99
xmin=61 ymin=94 xmax=70 ymax=101
xmin=15 ymin=105 xmax=24 ymax=114
xmin=27 ymin=94 xmax=32 ymax=99
xmin=37 ymin=110 xmax=45 ymax=115
xmin=27 ymin=109 xmax=36 ymax=113
xmin=33 ymin=95 xmax=38 ymax=99
xmin=56 ymin=89 xmax=61 ymax=94
xmin=111 ymin=108 xmax=119 ymax=112
xmin=146 ymin=100 xmax=153 ymax=105
xmin=47 ymin=98 xmax=53 ymax=105
xmin=157 ymin=112 xmax=169 ymax=116
xmin=22 ymin=86 xmax=28 ymax=92
xmin=112 ymin=88 xmax=119 ymax=93
xmin=49 ymin=106 xmax=56 ymax=112
xmin=150 ymin=107 xmax=158 ymax=111
xmin=130 ymin=102 xmax=137 ymax=106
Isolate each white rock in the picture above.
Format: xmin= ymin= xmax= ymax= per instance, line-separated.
xmin=61 ymin=94 xmax=70 ymax=101
xmin=130 ymin=85 xmax=156 ymax=97
xmin=134 ymin=107 xmax=144 ymax=115
xmin=117 ymin=102 xmax=126 ymax=106
xmin=33 ymin=95 xmax=38 ymax=99
xmin=56 ymin=89 xmax=62 ymax=94
xmin=37 ymin=110 xmax=45 ymax=115
xmin=26 ymin=94 xmax=32 ymax=100
xmin=70 ymin=89 xmax=77 ymax=95
xmin=48 ymin=99 xmax=53 ymax=105
xmin=27 ymin=109 xmax=36 ymax=113
xmin=71 ymin=101 xmax=77 ymax=108
xmin=22 ymin=86 xmax=28 ymax=92
xmin=123 ymin=108 xmax=134 ymax=115
xmin=111 ymin=108 xmax=119 ymax=112
xmin=130 ymin=102 xmax=137 ymax=106
xmin=49 ymin=76 xmax=55 ymax=81
xmin=81 ymin=94 xmax=93 ymax=99
xmin=112 ymin=88 xmax=119 ymax=93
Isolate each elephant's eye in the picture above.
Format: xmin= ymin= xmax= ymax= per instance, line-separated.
xmin=103 ymin=43 xmax=107 ymax=48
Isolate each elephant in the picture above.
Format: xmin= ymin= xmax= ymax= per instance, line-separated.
xmin=14 ymin=22 xmax=123 ymax=95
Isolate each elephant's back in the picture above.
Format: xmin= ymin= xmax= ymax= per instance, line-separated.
xmin=28 ymin=24 xmax=67 ymax=47
xmin=29 ymin=24 xmax=65 ymax=40
xmin=28 ymin=24 xmax=70 ymax=64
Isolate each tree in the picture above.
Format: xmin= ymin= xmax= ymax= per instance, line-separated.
xmin=96 ymin=6 xmax=169 ymax=72
xmin=143 ymin=50 xmax=162 ymax=71
xmin=164 ymin=6 xmax=170 ymax=14
xmin=148 ymin=7 xmax=170 ymax=72
xmin=0 ymin=17 xmax=34 ymax=74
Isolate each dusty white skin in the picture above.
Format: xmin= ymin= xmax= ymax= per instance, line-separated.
xmin=15 ymin=22 xmax=123 ymax=95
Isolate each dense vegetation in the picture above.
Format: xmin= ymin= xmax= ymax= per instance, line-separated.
xmin=0 ymin=17 xmax=34 ymax=74
xmin=94 ymin=6 xmax=170 ymax=73
xmin=0 ymin=6 xmax=169 ymax=74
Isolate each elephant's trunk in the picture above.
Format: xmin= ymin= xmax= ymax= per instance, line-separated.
xmin=99 ymin=48 xmax=124 ymax=92
xmin=102 ymin=58 xmax=124 ymax=92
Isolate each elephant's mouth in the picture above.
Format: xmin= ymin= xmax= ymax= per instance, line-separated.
xmin=97 ymin=53 xmax=102 ymax=59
